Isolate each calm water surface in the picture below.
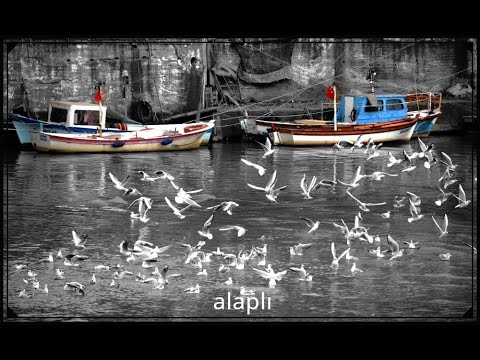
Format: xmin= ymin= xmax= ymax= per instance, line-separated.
xmin=3 ymin=133 xmax=477 ymax=321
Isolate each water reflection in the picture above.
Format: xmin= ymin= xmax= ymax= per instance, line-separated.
xmin=4 ymin=134 xmax=477 ymax=321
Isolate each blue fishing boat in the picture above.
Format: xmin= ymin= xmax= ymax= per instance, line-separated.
xmin=241 ymin=92 xmax=441 ymax=144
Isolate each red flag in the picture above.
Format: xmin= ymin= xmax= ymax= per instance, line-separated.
xmin=326 ymin=85 xmax=335 ymax=100
xmin=94 ymin=88 xmax=103 ymax=103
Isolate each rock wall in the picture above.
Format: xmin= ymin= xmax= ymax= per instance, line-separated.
xmin=5 ymin=38 xmax=476 ymax=131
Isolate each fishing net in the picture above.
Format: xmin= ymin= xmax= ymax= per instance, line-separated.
xmin=235 ymin=41 xmax=295 ymax=83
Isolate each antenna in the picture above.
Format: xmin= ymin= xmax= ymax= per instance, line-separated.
xmin=366 ymin=68 xmax=376 ymax=94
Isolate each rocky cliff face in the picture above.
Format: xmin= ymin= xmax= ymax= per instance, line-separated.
xmin=5 ymin=38 xmax=476 ymax=130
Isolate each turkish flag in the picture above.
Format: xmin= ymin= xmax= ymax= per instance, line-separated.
xmin=94 ymin=88 xmax=103 ymax=103
xmin=326 ymin=85 xmax=335 ymax=100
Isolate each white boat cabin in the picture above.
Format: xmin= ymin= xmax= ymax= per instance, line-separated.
xmin=48 ymin=101 xmax=108 ymax=128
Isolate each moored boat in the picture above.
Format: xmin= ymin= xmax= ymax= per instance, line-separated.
xmin=11 ymin=100 xmax=214 ymax=146
xmin=29 ymin=121 xmax=214 ymax=154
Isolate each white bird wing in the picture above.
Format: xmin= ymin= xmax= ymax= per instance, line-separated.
xmin=364 ymin=201 xmax=387 ymax=206
xmin=408 ymin=199 xmax=420 ymax=216
xmin=333 ymin=222 xmax=348 ymax=235
xmin=165 ymin=197 xmax=180 ymax=213
xmin=183 ymin=196 xmax=202 ymax=208
xmin=458 ymin=184 xmax=466 ymax=201
xmin=418 ymin=138 xmax=427 ymax=152
xmin=254 ymin=139 xmax=269 ymax=152
xmin=441 ymin=152 xmax=454 ymax=167
xmin=206 ymin=202 xmax=225 ymax=211
xmin=274 ymin=270 xmax=287 ymax=281
xmin=331 ymin=242 xmax=336 ymax=259
xmin=265 ymin=170 xmax=277 ymax=191
xmin=300 ymin=174 xmax=307 ymax=193
xmin=253 ymin=267 xmax=273 ymax=279
xmin=352 ymin=166 xmax=363 ymax=184
xmin=265 ymin=137 xmax=273 ymax=151
xmin=301 ymin=217 xmax=315 ymax=228
xmin=308 ymin=176 xmax=317 ymax=193
xmin=72 ymin=230 xmax=82 ymax=245
xmin=337 ymin=248 xmax=349 ymax=261
xmin=247 ymin=183 xmax=266 ymax=191
xmin=432 ymin=215 xmax=443 ymax=233
xmin=388 ymin=152 xmax=398 ymax=163
xmin=444 ymin=214 xmax=448 ymax=231
xmin=387 ymin=234 xmax=399 ymax=253
xmin=219 ymin=226 xmax=236 ymax=231
xmin=203 ymin=214 xmax=214 ymax=229
xmin=169 ymin=179 xmax=180 ymax=190
xmin=346 ymin=190 xmax=363 ymax=205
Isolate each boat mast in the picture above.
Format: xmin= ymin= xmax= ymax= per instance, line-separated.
xmin=333 ymin=84 xmax=337 ymax=131
xmin=367 ymin=68 xmax=376 ymax=94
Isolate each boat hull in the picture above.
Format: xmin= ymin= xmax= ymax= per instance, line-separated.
xmin=30 ymin=124 xmax=212 ymax=153
xmin=412 ymin=115 xmax=439 ymax=138
xmin=266 ymin=118 xmax=419 ymax=146
xmin=12 ymin=114 xmax=214 ymax=146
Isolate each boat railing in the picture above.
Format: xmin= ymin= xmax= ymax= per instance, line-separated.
xmin=404 ymin=92 xmax=442 ymax=113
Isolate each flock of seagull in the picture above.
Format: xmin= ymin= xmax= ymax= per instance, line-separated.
xmin=13 ymin=135 xmax=475 ymax=313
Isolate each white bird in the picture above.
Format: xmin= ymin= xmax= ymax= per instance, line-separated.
xmin=462 ymin=243 xmax=477 ymax=254
xmin=138 ymin=171 xmax=161 ymax=182
xmin=219 ymin=225 xmax=246 ymax=237
xmin=351 ymin=262 xmax=363 ymax=273
xmin=174 ymin=187 xmax=203 ymax=207
xmin=452 ymin=184 xmax=471 ymax=208
xmin=371 ymin=245 xmax=386 ymax=258
xmin=27 ymin=270 xmax=37 ymax=277
xmin=247 ymin=170 xmax=278 ymax=194
xmin=290 ymin=243 xmax=312 ymax=256
xmin=265 ymin=182 xmax=287 ymax=203
xmin=255 ymin=137 xmax=276 ymax=158
xmin=184 ymin=284 xmax=201 ymax=293
xmin=407 ymin=199 xmax=424 ymax=223
xmin=218 ymin=264 xmax=230 ymax=273
xmin=345 ymin=248 xmax=359 ymax=261
xmin=432 ymin=214 xmax=448 ymax=238
xmin=381 ymin=211 xmax=391 ymax=219
xmin=165 ymin=196 xmax=191 ymax=219
xmin=240 ymin=287 xmax=256 ymax=296
xmin=331 ymin=242 xmax=349 ymax=267
xmin=387 ymin=152 xmax=403 ymax=167
xmin=197 ymin=214 xmax=214 ymax=240
xmin=387 ymin=234 xmax=404 ymax=260
xmin=349 ymin=134 xmax=364 ymax=152
xmin=337 ymin=166 xmax=364 ymax=189
xmin=206 ymin=201 xmax=239 ymax=215
xmin=91 ymin=274 xmax=97 ymax=284
xmin=346 ymin=190 xmax=386 ymax=212
xmin=154 ymin=170 xmax=175 ymax=181
xmin=109 ymin=172 xmax=130 ymax=191
xmin=406 ymin=191 xmax=421 ymax=207
xmin=332 ymin=141 xmax=345 ymax=153
xmin=19 ymin=289 xmax=32 ymax=298
xmin=435 ymin=186 xmax=452 ymax=206
xmin=404 ymin=240 xmax=420 ymax=249
xmin=40 ymin=252 xmax=54 ymax=263
xmin=417 ymin=138 xmax=428 ymax=158
xmin=289 ymin=264 xmax=313 ymax=281
xmin=36 ymin=284 xmax=49 ymax=294
xmin=312 ymin=178 xmax=337 ymax=190
xmin=123 ymin=187 xmax=142 ymax=196
xmin=127 ymin=196 xmax=153 ymax=223
xmin=14 ymin=264 xmax=27 ymax=270
xmin=363 ymin=171 xmax=398 ymax=182
xmin=300 ymin=174 xmax=317 ymax=199
xmin=55 ymin=268 xmax=64 ymax=277
xmin=365 ymin=142 xmax=383 ymax=160
xmin=197 ymin=269 xmax=207 ymax=276
xmin=224 ymin=277 xmax=233 ymax=285
xmin=301 ymin=217 xmax=320 ymax=234
xmin=56 ymin=249 xmax=64 ymax=259
xmin=72 ymin=230 xmax=88 ymax=249
xmin=241 ymin=158 xmax=266 ymax=176
xmin=439 ymin=152 xmax=457 ymax=171
xmin=252 ymin=266 xmax=287 ymax=287
xmin=439 ymin=253 xmax=452 ymax=261
xmin=63 ymin=258 xmax=79 ymax=267
xmin=393 ymin=196 xmax=406 ymax=209
xmin=64 ymin=282 xmax=85 ymax=295
xmin=402 ymin=150 xmax=419 ymax=164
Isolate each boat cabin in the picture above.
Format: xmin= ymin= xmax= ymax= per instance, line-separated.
xmin=48 ymin=101 xmax=108 ymax=128
xmin=336 ymin=94 xmax=408 ymax=124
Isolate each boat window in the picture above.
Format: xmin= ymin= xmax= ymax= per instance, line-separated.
xmin=50 ymin=107 xmax=68 ymax=123
xmin=386 ymin=99 xmax=404 ymax=110
xmin=74 ymin=110 xmax=100 ymax=126
xmin=364 ymin=100 xmax=383 ymax=112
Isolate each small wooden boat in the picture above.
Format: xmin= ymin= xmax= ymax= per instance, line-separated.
xmin=29 ymin=121 xmax=214 ymax=153
xmin=11 ymin=101 xmax=214 ymax=146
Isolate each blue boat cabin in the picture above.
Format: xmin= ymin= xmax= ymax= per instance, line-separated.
xmin=336 ymin=94 xmax=407 ymax=124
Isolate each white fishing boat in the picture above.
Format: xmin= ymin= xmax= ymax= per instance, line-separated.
xmin=29 ymin=121 xmax=214 ymax=153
